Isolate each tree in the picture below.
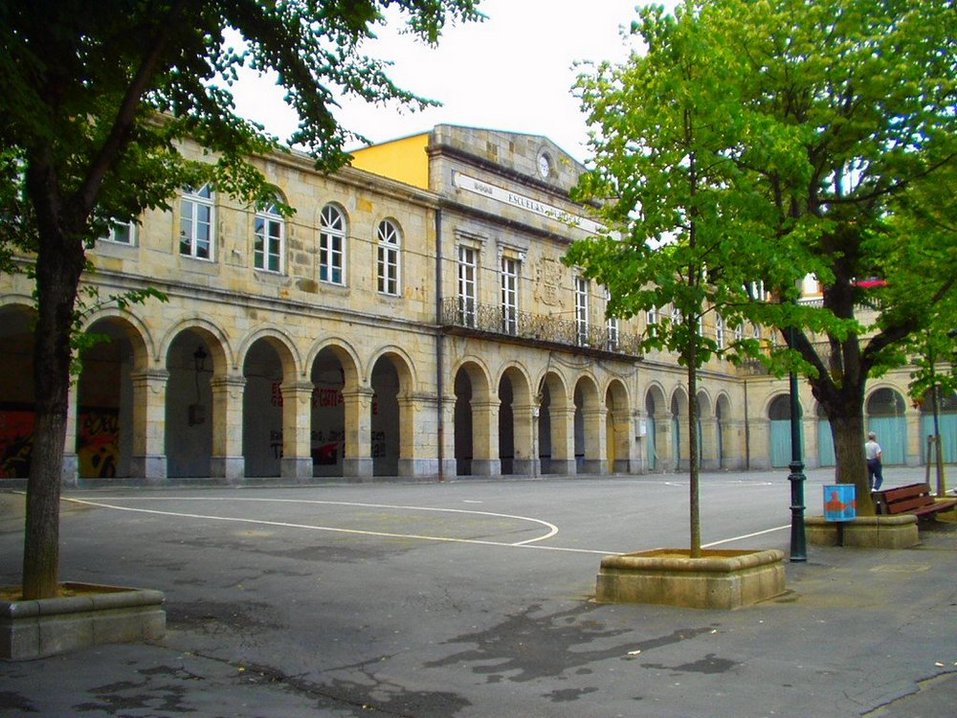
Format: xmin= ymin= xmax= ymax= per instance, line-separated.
xmin=566 ymin=2 xmax=771 ymax=557
xmin=569 ymin=0 xmax=957 ymax=521
xmin=0 ymin=0 xmax=482 ymax=600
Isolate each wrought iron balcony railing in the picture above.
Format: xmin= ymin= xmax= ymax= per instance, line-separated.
xmin=440 ymin=297 xmax=641 ymax=358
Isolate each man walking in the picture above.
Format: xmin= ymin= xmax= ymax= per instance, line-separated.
xmin=865 ymin=431 xmax=884 ymax=491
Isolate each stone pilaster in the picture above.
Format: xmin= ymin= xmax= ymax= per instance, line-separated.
xmin=130 ymin=369 xmax=170 ymax=482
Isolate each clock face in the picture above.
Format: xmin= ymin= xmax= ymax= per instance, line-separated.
xmin=538 ymin=153 xmax=551 ymax=178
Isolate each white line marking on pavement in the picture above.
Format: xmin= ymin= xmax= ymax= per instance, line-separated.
xmin=62 ymin=496 xmax=790 ymax=557
xmin=702 ymin=524 xmax=790 ymax=547
xmin=64 ymin=496 xmax=560 ymax=547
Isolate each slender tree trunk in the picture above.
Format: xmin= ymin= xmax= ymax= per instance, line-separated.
xmin=688 ymin=358 xmax=700 ymax=557
xmin=22 ymin=227 xmax=84 ymax=599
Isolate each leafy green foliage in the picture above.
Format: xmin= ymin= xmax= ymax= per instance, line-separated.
xmin=570 ymin=0 xmax=955 ymax=509
xmin=0 ymin=0 xmax=482 ymax=599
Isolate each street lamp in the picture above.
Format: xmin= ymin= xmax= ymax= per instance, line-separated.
xmin=788 ymin=325 xmax=807 ymax=562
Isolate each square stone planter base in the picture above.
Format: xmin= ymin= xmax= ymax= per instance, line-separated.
xmin=804 ymin=514 xmax=919 ymax=548
xmin=596 ymin=548 xmax=786 ymax=610
xmin=1 ymin=582 xmax=166 ymax=661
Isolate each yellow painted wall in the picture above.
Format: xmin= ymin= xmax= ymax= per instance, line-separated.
xmin=349 ymin=133 xmax=431 ymax=189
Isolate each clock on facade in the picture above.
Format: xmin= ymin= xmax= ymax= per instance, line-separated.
xmin=537 ymin=152 xmax=551 ymax=179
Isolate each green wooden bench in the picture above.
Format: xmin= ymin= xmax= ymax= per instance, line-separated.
xmin=873 ymin=482 xmax=957 ymax=519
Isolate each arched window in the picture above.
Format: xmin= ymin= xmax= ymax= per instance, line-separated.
xmin=180 ymin=184 xmax=214 ymax=260
xmin=376 ymin=219 xmax=400 ymax=295
xmin=254 ymin=202 xmax=285 ymax=273
xmin=319 ymin=204 xmax=346 ymax=285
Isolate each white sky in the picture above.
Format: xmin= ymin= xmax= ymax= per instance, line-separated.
xmin=232 ymin=1 xmax=662 ymax=164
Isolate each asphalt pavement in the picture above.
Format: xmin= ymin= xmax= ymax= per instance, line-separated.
xmin=1 ymin=468 xmax=956 ymax=718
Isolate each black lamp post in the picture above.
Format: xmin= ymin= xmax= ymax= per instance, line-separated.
xmin=788 ymin=325 xmax=807 ymax=562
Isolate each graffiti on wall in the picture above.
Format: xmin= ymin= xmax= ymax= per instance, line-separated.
xmin=77 ymin=408 xmax=120 ymax=478
xmin=0 ymin=406 xmax=34 ymax=479
xmin=0 ymin=405 xmax=119 ymax=479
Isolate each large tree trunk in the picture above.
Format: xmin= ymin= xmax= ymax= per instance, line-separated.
xmin=829 ymin=409 xmax=873 ymax=515
xmin=22 ymin=224 xmax=85 ymax=599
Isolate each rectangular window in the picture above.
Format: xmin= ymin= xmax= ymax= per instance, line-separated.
xmin=605 ymin=288 xmax=619 ymax=351
xmin=319 ymin=233 xmax=344 ymax=284
xmin=101 ymin=220 xmax=134 ymax=245
xmin=715 ymin=315 xmax=725 ymax=349
xmin=254 ymin=207 xmax=284 ymax=273
xmin=458 ymin=245 xmax=477 ymax=327
xmin=575 ymin=276 xmax=589 ymax=346
xmin=501 ymin=256 xmax=518 ymax=335
xmin=180 ymin=184 xmax=213 ymax=260
xmin=377 ymin=220 xmax=401 ymax=295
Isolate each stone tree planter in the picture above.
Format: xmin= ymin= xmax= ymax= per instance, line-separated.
xmin=595 ymin=548 xmax=786 ymax=610
xmin=1 ymin=582 xmax=166 ymax=661
xmin=804 ymin=514 xmax=919 ymax=549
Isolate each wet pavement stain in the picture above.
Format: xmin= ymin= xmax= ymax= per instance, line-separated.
xmin=424 ymin=602 xmax=716 ymax=684
xmin=642 ymin=652 xmax=739 ymax=674
xmin=74 ymin=677 xmax=192 ymax=714
xmin=240 ymin=660 xmax=472 ymax=718
xmin=544 ymin=686 xmax=600 ymax=702
xmin=0 ymin=691 xmax=37 ymax=713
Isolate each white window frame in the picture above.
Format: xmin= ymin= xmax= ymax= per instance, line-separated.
xmin=180 ymin=184 xmax=214 ymax=260
xmin=254 ymin=202 xmax=285 ymax=273
xmin=575 ymin=276 xmax=590 ymax=346
xmin=376 ymin=219 xmax=401 ymax=295
xmin=100 ymin=220 xmax=135 ymax=245
xmin=715 ymin=314 xmax=726 ymax=349
xmin=457 ymin=244 xmax=478 ymax=327
xmin=501 ymin=255 xmax=519 ymax=335
xmin=319 ymin=204 xmax=346 ymax=285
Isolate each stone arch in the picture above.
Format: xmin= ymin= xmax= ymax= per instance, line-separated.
xmin=76 ymin=314 xmax=153 ymax=479
xmin=498 ymin=363 xmax=535 ymax=476
xmin=865 ymin=386 xmax=908 ymax=465
xmin=80 ymin=307 xmax=156 ymax=371
xmin=671 ymin=386 xmax=689 ymax=471
xmin=240 ymin=332 xmax=301 ymax=478
xmin=537 ymin=369 xmax=574 ymax=475
xmin=238 ymin=328 xmax=303 ymax=383
xmin=644 ymin=383 xmax=668 ymax=472
xmin=163 ymin=323 xmax=231 ymax=478
xmin=918 ymin=388 xmax=957 ymax=464
xmin=695 ymin=389 xmax=715 ymax=470
xmin=308 ymin=340 xmax=364 ymax=478
xmin=605 ymin=378 xmax=631 ymax=473
xmin=453 ymin=358 xmax=496 ymax=476
xmin=767 ymin=392 xmax=803 ymax=468
xmin=715 ymin=392 xmax=734 ymax=469
xmin=574 ymin=374 xmax=604 ymax=474
xmin=307 ymin=337 xmax=363 ymax=389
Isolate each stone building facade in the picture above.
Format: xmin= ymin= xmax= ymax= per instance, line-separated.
xmin=0 ymin=125 xmax=948 ymax=484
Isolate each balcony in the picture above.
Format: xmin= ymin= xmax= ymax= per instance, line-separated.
xmin=440 ymin=297 xmax=642 ymax=359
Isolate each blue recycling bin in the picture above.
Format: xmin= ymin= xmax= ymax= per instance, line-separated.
xmin=823 ymin=484 xmax=856 ymax=522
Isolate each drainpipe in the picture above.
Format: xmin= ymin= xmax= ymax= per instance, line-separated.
xmin=744 ymin=379 xmax=751 ymax=470
xmin=435 ymin=207 xmax=445 ymax=481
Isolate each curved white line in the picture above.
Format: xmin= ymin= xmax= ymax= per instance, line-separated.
xmin=64 ymin=496 xmax=559 ymax=547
